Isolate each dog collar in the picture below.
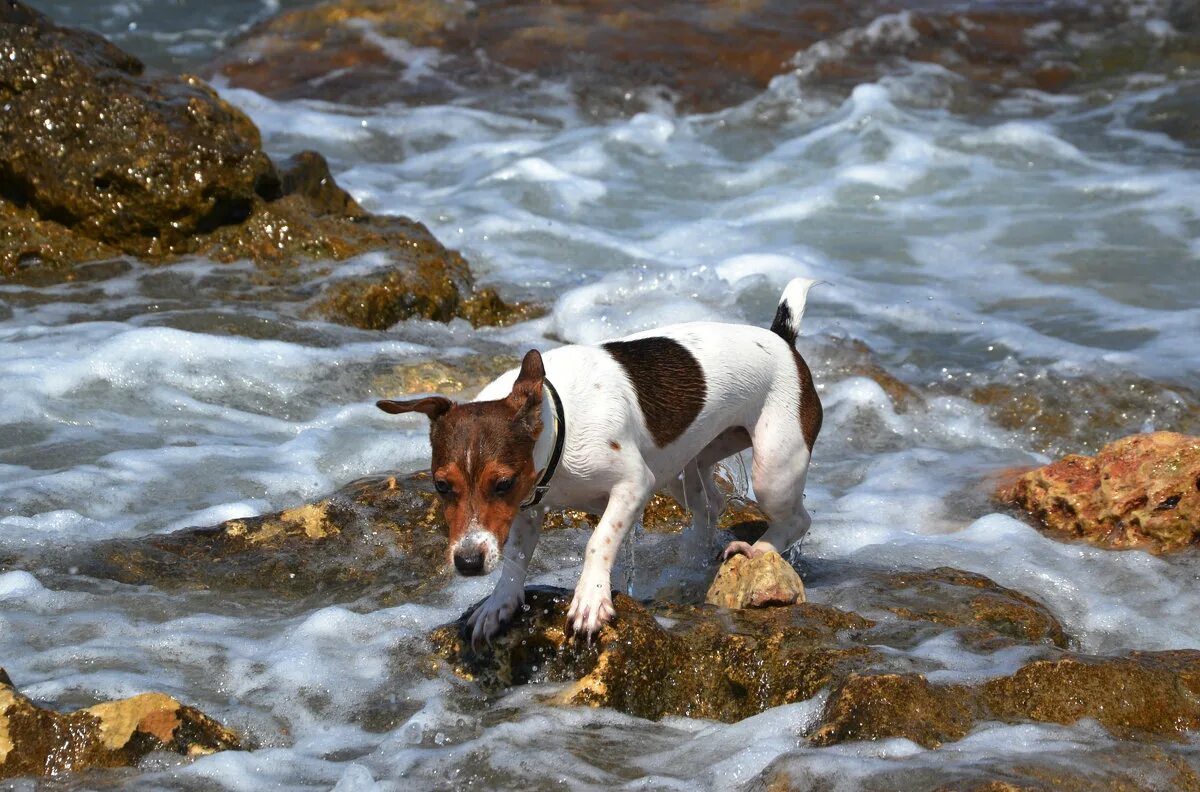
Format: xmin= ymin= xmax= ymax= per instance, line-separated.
xmin=522 ymin=378 xmax=565 ymax=510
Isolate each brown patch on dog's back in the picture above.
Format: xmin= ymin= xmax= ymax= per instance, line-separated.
xmin=791 ymin=349 xmax=822 ymax=451
xmin=603 ymin=337 xmax=707 ymax=447
xmin=609 ymin=440 xmax=621 ymax=451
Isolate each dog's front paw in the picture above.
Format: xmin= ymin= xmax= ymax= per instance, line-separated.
xmin=465 ymin=589 xmax=523 ymax=650
xmin=567 ymin=575 xmax=614 ymax=638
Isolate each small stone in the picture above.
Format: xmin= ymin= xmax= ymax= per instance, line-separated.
xmin=704 ymin=551 xmax=806 ymax=609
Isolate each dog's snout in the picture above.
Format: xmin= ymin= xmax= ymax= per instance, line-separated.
xmin=453 ymin=546 xmax=486 ymax=576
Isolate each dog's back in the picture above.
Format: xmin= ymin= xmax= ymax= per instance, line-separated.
xmin=475 ymin=278 xmax=822 ymax=498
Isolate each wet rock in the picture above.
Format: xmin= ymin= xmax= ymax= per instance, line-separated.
xmin=962 ymin=375 xmax=1200 ymax=456
xmin=0 ymin=2 xmax=528 ymax=328
xmin=0 ymin=1 xmax=275 ymax=258
xmin=74 ymin=473 xmax=451 ymax=603
xmin=0 ymin=668 xmax=240 ymax=779
xmin=763 ymin=741 xmax=1200 ymax=791
xmin=812 ymin=652 xmax=1200 ymax=750
xmin=429 ymin=586 xmax=877 ymax=722
xmin=209 ymin=0 xmax=1199 ymax=116
xmin=814 ymin=337 xmax=922 ymax=414
xmin=369 ymin=354 xmax=519 ymax=398
xmin=997 ymin=432 xmax=1200 ymax=553
xmin=68 ymin=470 xmax=755 ymax=602
xmin=431 ymin=568 xmax=1200 ymax=746
xmin=705 ymin=551 xmax=806 ymax=609
xmin=544 ymin=473 xmax=768 ymax=537
xmin=980 ymin=652 xmax=1200 ymax=738
xmin=810 ymin=672 xmax=975 ymax=748
xmin=856 ymin=566 xmax=1068 ymax=649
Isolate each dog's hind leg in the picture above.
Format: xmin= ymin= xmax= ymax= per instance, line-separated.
xmin=724 ymin=410 xmax=812 ymax=560
xmin=694 ymin=427 xmax=752 ymax=533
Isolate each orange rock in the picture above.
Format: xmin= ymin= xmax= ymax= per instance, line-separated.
xmin=997 ymin=432 xmax=1200 ymax=553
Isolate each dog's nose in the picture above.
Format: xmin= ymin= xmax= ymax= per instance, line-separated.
xmin=453 ymin=546 xmax=486 ymax=576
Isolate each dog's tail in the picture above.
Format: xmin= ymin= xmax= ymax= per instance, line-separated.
xmin=769 ymin=277 xmax=822 ymax=347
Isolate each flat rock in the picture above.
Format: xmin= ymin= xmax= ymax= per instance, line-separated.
xmin=71 ymin=473 xmax=452 ymax=604
xmin=705 ymin=551 xmax=806 ymax=609
xmin=0 ymin=668 xmax=240 ymax=779
xmin=997 ymin=432 xmax=1200 ymax=553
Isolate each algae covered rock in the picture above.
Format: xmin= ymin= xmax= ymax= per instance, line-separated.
xmin=430 ymin=570 xmax=1200 ymax=748
xmin=997 ymin=432 xmax=1200 ymax=553
xmin=0 ymin=2 xmax=529 ymax=329
xmin=429 ymin=586 xmax=877 ymax=723
xmin=210 ymin=0 xmax=1200 ymax=117
xmin=74 ymin=472 xmax=451 ymax=603
xmin=705 ymin=551 xmax=806 ymax=609
xmin=0 ymin=0 xmax=276 ymax=264
xmin=0 ymin=668 xmax=240 ymax=779
xmin=66 ymin=471 xmax=762 ymax=603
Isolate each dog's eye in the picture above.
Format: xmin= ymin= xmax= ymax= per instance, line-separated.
xmin=434 ymin=478 xmax=452 ymax=495
xmin=494 ymin=478 xmax=513 ymax=495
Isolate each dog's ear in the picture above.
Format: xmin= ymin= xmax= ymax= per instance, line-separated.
xmin=376 ymin=396 xmax=453 ymax=422
xmin=507 ymin=349 xmax=544 ymax=435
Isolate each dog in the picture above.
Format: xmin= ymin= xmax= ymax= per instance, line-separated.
xmin=377 ymin=277 xmax=822 ymax=646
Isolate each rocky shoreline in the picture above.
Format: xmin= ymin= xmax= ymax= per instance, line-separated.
xmin=2 ymin=0 xmax=1199 ymax=786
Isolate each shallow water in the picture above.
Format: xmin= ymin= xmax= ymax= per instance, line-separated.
xmin=5 ymin=0 xmax=1200 ymax=789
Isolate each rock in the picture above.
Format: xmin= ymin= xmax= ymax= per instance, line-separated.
xmin=72 ymin=473 xmax=451 ymax=603
xmin=853 ymin=566 xmax=1068 ymax=649
xmin=0 ymin=2 xmax=529 ymax=329
xmin=0 ymin=1 xmax=276 ymax=259
xmin=369 ymin=354 xmax=519 ymax=399
xmin=997 ymin=432 xmax=1200 ymax=553
xmin=209 ymin=0 xmax=1200 ymax=117
xmin=429 ymin=586 xmax=877 ymax=723
xmin=962 ymin=375 xmax=1200 ymax=456
xmin=65 ymin=469 xmax=759 ymax=603
xmin=810 ymin=672 xmax=975 ymax=748
xmin=431 ymin=568 xmax=1200 ymax=746
xmin=764 ymin=740 xmax=1200 ymax=790
xmin=705 ymin=551 xmax=806 ymax=609
xmin=0 ymin=668 xmax=240 ymax=779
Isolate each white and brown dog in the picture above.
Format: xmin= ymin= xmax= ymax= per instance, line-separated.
xmin=378 ymin=278 xmax=822 ymax=645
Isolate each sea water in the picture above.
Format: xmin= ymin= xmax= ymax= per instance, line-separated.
xmin=3 ymin=0 xmax=1200 ymax=789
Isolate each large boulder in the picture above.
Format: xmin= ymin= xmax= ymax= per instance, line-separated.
xmin=997 ymin=432 xmax=1200 ymax=553
xmin=0 ymin=2 xmax=526 ymax=329
xmin=0 ymin=0 xmax=275 ymax=258
xmin=0 ymin=668 xmax=240 ymax=779
xmin=429 ymin=582 xmax=1200 ymax=749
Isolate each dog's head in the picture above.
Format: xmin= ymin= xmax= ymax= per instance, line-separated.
xmin=377 ymin=350 xmax=545 ymax=576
